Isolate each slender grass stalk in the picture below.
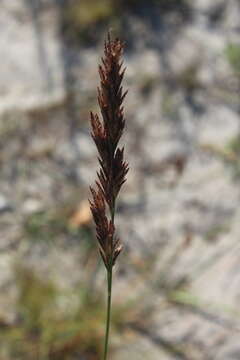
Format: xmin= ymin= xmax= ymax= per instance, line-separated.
xmin=89 ymin=33 xmax=128 ymax=359
xmin=103 ymin=266 xmax=112 ymax=360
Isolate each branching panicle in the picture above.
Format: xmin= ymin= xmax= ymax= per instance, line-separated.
xmin=89 ymin=34 xmax=128 ymax=271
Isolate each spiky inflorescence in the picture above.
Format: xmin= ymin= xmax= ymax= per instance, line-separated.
xmin=89 ymin=34 xmax=128 ymax=271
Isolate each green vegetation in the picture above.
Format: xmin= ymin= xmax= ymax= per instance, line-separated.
xmin=23 ymin=206 xmax=93 ymax=245
xmin=169 ymin=289 xmax=240 ymax=318
xmin=177 ymin=62 xmax=201 ymax=92
xmin=63 ymin=0 xmax=119 ymax=43
xmin=201 ymin=139 xmax=240 ymax=179
xmin=225 ymin=43 xmax=240 ymax=75
xmin=0 ymin=265 xmax=134 ymax=360
xmin=63 ymin=0 xmax=192 ymax=44
xmin=0 ymin=266 xmax=103 ymax=359
xmin=227 ymin=134 xmax=240 ymax=154
xmin=204 ymin=224 xmax=230 ymax=242
xmin=67 ymin=0 xmax=113 ymax=30
xmin=24 ymin=211 xmax=68 ymax=243
xmin=161 ymin=90 xmax=178 ymax=119
xmin=225 ymin=135 xmax=240 ymax=178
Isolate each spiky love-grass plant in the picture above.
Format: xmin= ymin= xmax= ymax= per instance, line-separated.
xmin=89 ymin=34 xmax=128 ymax=360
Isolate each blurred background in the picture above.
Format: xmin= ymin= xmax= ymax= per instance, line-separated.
xmin=0 ymin=0 xmax=240 ymax=359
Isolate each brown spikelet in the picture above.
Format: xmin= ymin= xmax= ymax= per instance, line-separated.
xmin=89 ymin=33 xmax=128 ymax=271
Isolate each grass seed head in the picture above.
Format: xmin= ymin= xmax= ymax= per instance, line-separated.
xmin=89 ymin=33 xmax=128 ymax=270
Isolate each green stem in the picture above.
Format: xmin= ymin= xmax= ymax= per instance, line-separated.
xmin=103 ymin=267 xmax=113 ymax=360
